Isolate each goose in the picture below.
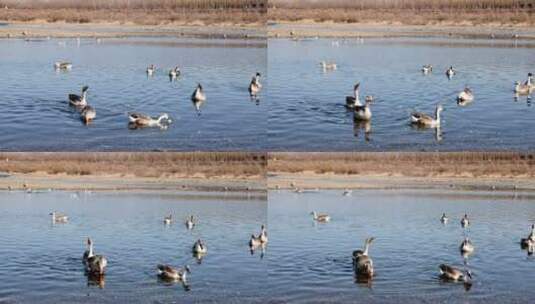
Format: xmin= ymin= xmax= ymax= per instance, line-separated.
xmin=411 ymin=104 xmax=443 ymax=128
xmin=352 ymin=237 xmax=375 ymax=278
xmin=354 ymin=99 xmax=372 ymax=121
xmin=345 ymin=83 xmax=361 ymax=109
xmin=80 ymin=105 xmax=96 ymax=124
xmin=83 ymin=238 xmax=107 ymax=275
xmin=520 ymin=224 xmax=535 ymax=248
xmin=146 ymin=64 xmax=155 ymax=76
xmin=54 ymin=61 xmax=72 ymax=70
xmin=320 ymin=61 xmax=337 ymax=70
xmin=249 ymin=234 xmax=263 ymax=249
xmin=460 ymin=237 xmax=475 ymax=255
xmin=259 ymin=224 xmax=268 ymax=243
xmin=128 ymin=113 xmax=171 ymax=128
xmin=185 ymin=215 xmax=195 ymax=229
xmin=440 ymin=213 xmax=448 ymax=224
xmin=439 ymin=264 xmax=472 ymax=282
xmin=446 ymin=66 xmax=456 ymax=78
xmin=248 ymin=72 xmax=262 ymax=97
xmin=163 ymin=214 xmax=172 ymax=225
xmin=457 ymin=87 xmax=474 ymax=104
xmin=192 ymin=239 xmax=207 ymax=255
xmin=169 ymin=67 xmax=180 ymax=80
xmin=157 ymin=264 xmax=190 ymax=282
xmin=525 ymin=73 xmax=533 ymax=88
xmin=310 ymin=211 xmax=330 ymax=222
xmin=191 ymin=84 xmax=206 ymax=103
xmin=422 ymin=64 xmax=433 ymax=74
xmin=50 ymin=211 xmax=68 ymax=223
xmin=514 ymin=81 xmax=532 ymax=95
xmin=68 ymin=86 xmax=88 ymax=107
xmin=343 ymin=189 xmax=352 ymax=196
xmin=461 ymin=214 xmax=470 ymax=228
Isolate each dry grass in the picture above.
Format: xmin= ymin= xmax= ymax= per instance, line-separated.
xmin=0 ymin=0 xmax=266 ymax=25
xmin=0 ymin=152 xmax=266 ymax=178
xmin=269 ymin=0 xmax=534 ymax=25
xmin=269 ymin=152 xmax=535 ymax=178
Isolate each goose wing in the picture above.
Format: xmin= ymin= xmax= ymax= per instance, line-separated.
xmin=157 ymin=264 xmax=176 ymax=274
xmin=411 ymin=111 xmax=432 ymax=123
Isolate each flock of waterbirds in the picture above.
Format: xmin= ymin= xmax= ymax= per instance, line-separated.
xmin=340 ymin=65 xmax=534 ymax=138
xmin=54 ymin=61 xmax=263 ymax=128
xmin=309 ymin=203 xmax=535 ymax=289
xmin=49 ymin=211 xmax=268 ymax=289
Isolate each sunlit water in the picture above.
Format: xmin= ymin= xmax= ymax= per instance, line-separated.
xmin=0 ymin=37 xmax=266 ymax=151
xmin=268 ymin=190 xmax=535 ymax=303
xmin=0 ymin=191 xmax=267 ymax=303
xmin=268 ymin=38 xmax=535 ymax=151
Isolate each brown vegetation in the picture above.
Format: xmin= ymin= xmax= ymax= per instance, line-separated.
xmin=269 ymin=152 xmax=535 ymax=178
xmin=0 ymin=0 xmax=266 ymax=25
xmin=269 ymin=0 xmax=534 ymax=26
xmin=0 ymin=152 xmax=266 ymax=178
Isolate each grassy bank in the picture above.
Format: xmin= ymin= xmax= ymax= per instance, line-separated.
xmin=269 ymin=152 xmax=535 ymax=178
xmin=0 ymin=152 xmax=266 ymax=178
xmin=0 ymin=0 xmax=266 ymax=25
xmin=269 ymin=0 xmax=533 ymax=26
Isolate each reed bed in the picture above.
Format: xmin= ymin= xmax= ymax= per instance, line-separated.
xmin=269 ymin=0 xmax=533 ymax=25
xmin=269 ymin=152 xmax=535 ymax=178
xmin=0 ymin=152 xmax=266 ymax=178
xmin=0 ymin=0 xmax=266 ymax=25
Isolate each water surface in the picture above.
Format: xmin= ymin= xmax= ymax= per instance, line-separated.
xmin=268 ymin=38 xmax=535 ymax=151
xmin=0 ymin=191 xmax=267 ymax=303
xmin=268 ymin=189 xmax=535 ymax=303
xmin=0 ymin=37 xmax=266 ymax=151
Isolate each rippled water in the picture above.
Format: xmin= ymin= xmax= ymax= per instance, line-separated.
xmin=0 ymin=37 xmax=266 ymax=151
xmin=267 ymin=190 xmax=535 ymax=303
xmin=268 ymin=38 xmax=535 ymax=151
xmin=0 ymin=191 xmax=267 ymax=303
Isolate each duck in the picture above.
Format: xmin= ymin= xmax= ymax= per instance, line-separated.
xmin=146 ymin=64 xmax=155 ymax=76
xmin=459 ymin=237 xmax=475 ymax=255
xmin=163 ymin=214 xmax=172 ymax=225
xmin=345 ymin=83 xmax=361 ymax=109
xmin=54 ymin=61 xmax=72 ymax=70
xmin=320 ymin=61 xmax=337 ymax=70
xmin=520 ymin=224 xmax=535 ymax=248
xmin=157 ymin=264 xmax=190 ymax=282
xmin=411 ymin=104 xmax=443 ymax=128
xmin=461 ymin=214 xmax=470 ymax=228
xmin=128 ymin=113 xmax=171 ymax=128
xmin=68 ymin=86 xmax=89 ymax=107
xmin=248 ymin=72 xmax=262 ymax=97
xmin=439 ymin=264 xmax=472 ymax=282
xmin=440 ymin=213 xmax=448 ymax=224
xmin=80 ymin=105 xmax=96 ymax=124
xmin=185 ymin=215 xmax=195 ymax=229
xmin=446 ymin=66 xmax=456 ymax=78
xmin=352 ymin=237 xmax=375 ymax=278
xmin=169 ymin=66 xmax=180 ymax=80
xmin=83 ymin=238 xmax=107 ymax=276
xmin=457 ymin=87 xmax=474 ymax=105
xmin=192 ymin=239 xmax=207 ymax=255
xmin=50 ymin=211 xmax=68 ymax=223
xmin=514 ymin=81 xmax=532 ymax=95
xmin=191 ymin=84 xmax=206 ymax=103
xmin=422 ymin=64 xmax=433 ymax=74
xmin=310 ymin=211 xmax=331 ymax=222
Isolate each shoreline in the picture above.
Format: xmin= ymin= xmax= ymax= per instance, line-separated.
xmin=0 ymin=21 xmax=266 ymax=39
xmin=268 ymin=21 xmax=535 ymax=39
